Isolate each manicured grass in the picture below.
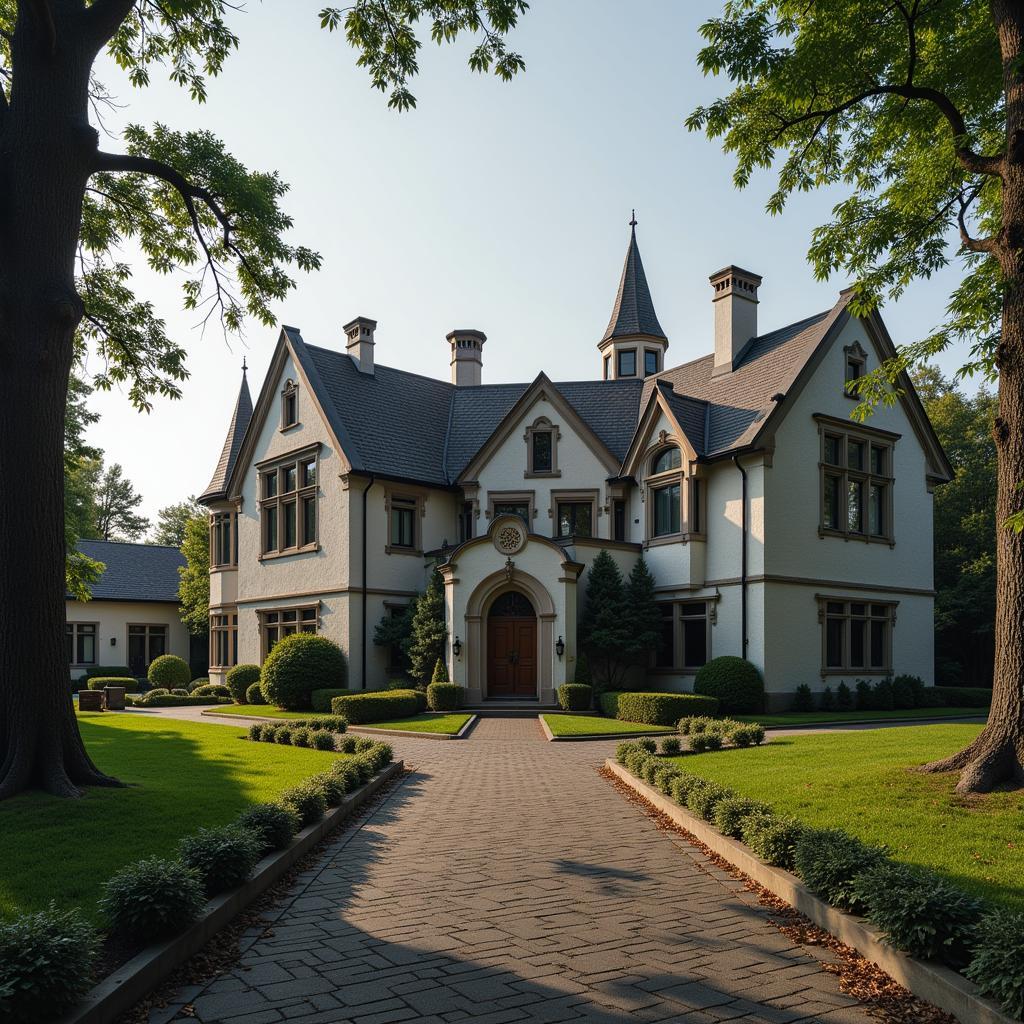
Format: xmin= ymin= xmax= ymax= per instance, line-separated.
xmin=356 ymin=713 xmax=472 ymax=735
xmin=1 ymin=712 xmax=345 ymax=923
xmin=542 ymin=714 xmax=674 ymax=737
xmin=666 ymin=724 xmax=1023 ymax=911
xmin=205 ymin=703 xmax=320 ymax=720
xmin=735 ymin=707 xmax=988 ymax=727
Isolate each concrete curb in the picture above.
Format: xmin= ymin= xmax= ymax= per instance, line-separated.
xmin=350 ymin=714 xmax=478 ymax=741
xmin=58 ymin=760 xmax=404 ymax=1024
xmin=605 ymin=759 xmax=1015 ymax=1024
xmin=539 ymin=715 xmax=672 ymax=742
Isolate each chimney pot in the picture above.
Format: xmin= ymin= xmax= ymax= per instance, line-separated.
xmin=709 ymin=266 xmax=761 ymax=374
xmin=344 ymin=316 xmax=377 ymax=375
xmin=447 ymin=329 xmax=486 ymax=386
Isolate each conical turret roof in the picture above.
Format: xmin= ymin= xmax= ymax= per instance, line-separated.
xmin=198 ymin=364 xmax=253 ymax=503
xmin=601 ymin=216 xmax=667 ymax=343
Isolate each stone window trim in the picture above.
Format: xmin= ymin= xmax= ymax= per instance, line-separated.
xmin=257 ymin=443 xmax=320 ymax=560
xmin=258 ymin=603 xmax=320 ymax=660
xmin=485 ymin=490 xmax=537 ymax=526
xmin=384 ymin=486 xmax=426 ymax=556
xmin=126 ymin=623 xmax=168 ymax=670
xmin=643 ymin=441 xmax=686 ymax=545
xmin=816 ymin=595 xmax=898 ymax=676
xmin=67 ymin=621 xmax=99 ymax=667
xmin=815 ymin=414 xmax=897 ymax=547
xmin=617 ymin=348 xmax=637 ymax=378
xmin=523 ymin=416 xmax=562 ymax=478
xmin=280 ymin=378 xmax=299 ymax=430
xmin=843 ymin=341 xmax=868 ymax=400
xmin=210 ymin=607 xmax=238 ymax=669
xmin=649 ymin=597 xmax=718 ymax=675
xmin=209 ymin=510 xmax=238 ymax=570
xmin=550 ymin=488 xmax=600 ymax=539
xmin=643 ymin=348 xmax=661 ymax=377
xmin=603 ymin=353 xmax=611 ymax=380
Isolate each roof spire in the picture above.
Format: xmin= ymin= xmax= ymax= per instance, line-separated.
xmin=242 ymin=356 xmax=248 ymax=375
xmin=198 ymin=360 xmax=254 ymax=503
xmin=600 ymin=217 xmax=667 ymax=344
xmin=629 ymin=208 xmax=637 ymax=228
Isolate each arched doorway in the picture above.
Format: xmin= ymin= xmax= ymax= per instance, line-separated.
xmin=486 ymin=590 xmax=537 ymax=698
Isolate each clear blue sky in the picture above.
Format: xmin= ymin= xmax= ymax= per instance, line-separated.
xmin=86 ymin=0 xmax=973 ymax=525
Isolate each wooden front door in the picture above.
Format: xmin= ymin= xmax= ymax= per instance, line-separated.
xmin=486 ymin=592 xmax=537 ymax=698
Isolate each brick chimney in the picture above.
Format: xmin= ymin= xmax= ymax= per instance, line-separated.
xmin=343 ymin=316 xmax=377 ymax=375
xmin=709 ymin=267 xmax=761 ymax=375
xmin=447 ymin=329 xmax=486 ymax=386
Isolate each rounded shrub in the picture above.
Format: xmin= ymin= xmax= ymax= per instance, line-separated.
xmin=687 ymin=781 xmax=734 ymax=822
xmin=261 ymin=633 xmax=347 ymax=710
xmin=349 ymin=755 xmax=376 ymax=785
xmin=616 ymin=740 xmax=641 ymax=764
xmin=729 ymin=724 xmax=766 ymax=747
xmin=659 ymin=737 xmax=682 ymax=756
xmin=310 ymin=729 xmax=336 ymax=751
xmin=654 ymin=765 xmax=681 ymax=795
xmin=272 ymin=725 xmax=293 ymax=745
xmin=354 ymin=736 xmax=378 ymax=753
xmin=683 ymin=716 xmax=718 ymax=736
xmin=237 ymin=803 xmax=300 ymax=854
xmin=852 ymin=861 xmax=981 ymax=964
xmin=427 ymin=682 xmax=463 ymax=711
xmin=99 ymin=857 xmax=205 ymax=940
xmin=147 ymin=654 xmax=191 ymax=689
xmin=642 ymin=759 xmax=662 ymax=786
xmin=187 ymin=678 xmax=209 ymax=692
xmin=226 ymin=663 xmax=262 ymax=703
xmin=192 ymin=682 xmax=231 ymax=698
xmin=689 ymin=732 xmax=723 ymax=753
xmin=248 ymin=722 xmax=266 ymax=742
xmin=178 ymin=826 xmax=261 ymax=896
xmin=280 ymin=782 xmax=327 ymax=827
xmin=693 ymin=656 xmax=765 ymax=714
xmin=330 ymin=759 xmax=363 ymax=794
xmin=245 ymin=680 xmax=265 ymax=705
xmin=144 ymin=687 xmax=169 ymax=699
xmin=713 ymin=797 xmax=772 ymax=839
xmin=291 ymin=727 xmax=312 ymax=748
xmin=669 ymin=773 xmax=702 ymax=806
xmin=338 ymin=735 xmax=360 ymax=754
xmin=636 ymin=738 xmax=658 ymax=753
xmin=793 ymin=828 xmax=887 ymax=912
xmin=311 ymin=771 xmax=346 ymax=806
xmin=791 ymin=684 xmax=815 ymax=712
xmin=741 ymin=813 xmax=805 ymax=869
xmin=965 ymin=909 xmax=1024 ymax=1018
xmin=170 ymin=688 xmax=188 ymax=696
xmin=556 ymin=683 xmax=592 ymax=712
xmin=624 ymin=749 xmax=652 ymax=776
xmin=0 ymin=903 xmax=98 ymax=1024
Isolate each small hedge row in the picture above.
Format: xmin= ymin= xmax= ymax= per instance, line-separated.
xmin=247 ymin=723 xmax=336 ymax=750
xmin=600 ymin=691 xmax=719 ymax=725
xmin=556 ymin=683 xmax=592 ymax=711
xmin=330 ymin=688 xmax=425 ymax=723
xmin=426 ymin=682 xmax=463 ymax=711
xmin=794 ymin=678 xmax=993 ymax=713
xmin=693 ymin=656 xmax=765 ymax=713
xmin=86 ymin=676 xmax=141 ymax=692
xmin=613 ymin=743 xmax=1024 ymax=1018
xmin=128 ymin=693 xmax=233 ymax=708
xmin=676 ymin=716 xmax=766 ymax=750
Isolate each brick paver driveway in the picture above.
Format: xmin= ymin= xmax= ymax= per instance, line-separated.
xmin=162 ymin=718 xmax=871 ymax=1024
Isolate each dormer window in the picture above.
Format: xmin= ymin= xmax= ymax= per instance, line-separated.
xmin=281 ymin=379 xmax=298 ymax=429
xmin=648 ymin=445 xmax=683 ymax=539
xmin=617 ymin=349 xmax=637 ymax=377
xmin=844 ymin=342 xmax=867 ymax=398
xmin=644 ymin=349 xmax=659 ymax=376
xmin=524 ymin=417 xmax=560 ymax=477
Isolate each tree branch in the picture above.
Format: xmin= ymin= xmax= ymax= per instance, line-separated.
xmin=957 ymin=186 xmax=999 ymax=253
xmin=81 ymin=0 xmax=138 ymax=52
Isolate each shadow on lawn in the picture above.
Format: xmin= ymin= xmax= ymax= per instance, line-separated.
xmin=173 ymin=769 xmax=842 ymax=1024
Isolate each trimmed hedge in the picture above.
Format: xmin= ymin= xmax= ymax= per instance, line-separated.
xmin=132 ymin=694 xmax=233 ymax=707
xmin=931 ymin=685 xmax=992 ymax=708
xmin=557 ymin=683 xmax=592 ymax=712
xmin=312 ymin=687 xmax=358 ymax=713
xmin=99 ymin=857 xmax=205 ymax=941
xmin=192 ymin=682 xmax=231 ymax=698
xmin=600 ymin=691 xmax=719 ymax=725
xmin=237 ymin=803 xmax=299 ymax=854
xmin=86 ymin=676 xmax=140 ymax=692
xmin=178 ymin=826 xmax=261 ymax=897
xmin=226 ymin=664 xmax=261 ymax=703
xmin=741 ymin=813 xmax=805 ymax=869
xmin=793 ymin=829 xmax=886 ymax=913
xmin=965 ymin=909 xmax=1024 ymax=1018
xmin=427 ymin=682 xmax=463 ymax=712
xmin=330 ymin=689 xmax=421 ymax=723
xmin=82 ymin=665 xmax=133 ymax=681
xmin=693 ymin=656 xmax=765 ymax=713
xmin=261 ymin=633 xmax=348 ymax=710
xmin=279 ymin=782 xmax=327 ymax=827
xmin=147 ymin=654 xmax=192 ymax=689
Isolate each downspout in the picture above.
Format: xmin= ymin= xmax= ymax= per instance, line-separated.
xmin=360 ymin=474 xmax=375 ymax=690
xmin=733 ymin=455 xmax=747 ymax=658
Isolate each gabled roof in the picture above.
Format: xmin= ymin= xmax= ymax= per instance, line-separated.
xmin=601 ymin=220 xmax=667 ymax=343
xmin=70 ymin=540 xmax=184 ymax=604
xmin=199 ymin=367 xmax=253 ymax=502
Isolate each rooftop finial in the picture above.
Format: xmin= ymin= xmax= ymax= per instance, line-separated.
xmin=629 ymin=209 xmax=637 ymax=228
xmin=241 ymin=357 xmax=248 ymax=375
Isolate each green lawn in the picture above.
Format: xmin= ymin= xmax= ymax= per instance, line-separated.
xmin=355 ymin=713 xmax=472 ymax=735
xmin=665 ymin=724 xmax=1023 ymax=911
xmin=206 ymin=703 xmax=321 ymax=720
xmin=1 ymin=713 xmax=345 ymax=922
xmin=735 ymin=707 xmax=988 ymax=728
xmin=543 ymin=714 xmax=674 ymax=737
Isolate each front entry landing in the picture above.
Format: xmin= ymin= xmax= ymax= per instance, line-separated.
xmin=486 ymin=591 xmax=537 ymax=698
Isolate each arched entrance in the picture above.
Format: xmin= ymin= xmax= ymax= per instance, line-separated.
xmin=486 ymin=590 xmax=537 ymax=698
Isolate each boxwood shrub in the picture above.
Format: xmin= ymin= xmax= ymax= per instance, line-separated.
xmin=965 ymin=909 xmax=1024 ymax=1018
xmin=600 ymin=691 xmax=720 ymax=725
xmin=330 ymin=690 xmax=421 ymax=723
xmin=659 ymin=737 xmax=681 ymax=756
xmin=310 ymin=771 xmax=346 ymax=806
xmin=556 ymin=683 xmax=592 ymax=712
xmin=689 ymin=732 xmax=723 ymax=753
xmin=83 ymin=664 xmax=134 ymax=681
xmin=136 ymin=693 xmax=233 ymax=707
xmin=86 ymin=676 xmax=140 ymax=692
xmin=280 ymin=782 xmax=327 ymax=827
xmin=852 ymin=861 xmax=981 ymax=965
xmin=236 ymin=803 xmax=300 ymax=854
xmin=713 ymin=797 xmax=772 ymax=839
xmin=793 ymin=828 xmax=886 ymax=912
xmin=245 ymin=680 xmax=265 ymax=704
xmin=0 ymin=903 xmax=98 ymax=1024
xmin=729 ymin=723 xmax=765 ymax=747
xmin=310 ymin=729 xmax=336 ymax=751
xmin=687 ymin=780 xmax=734 ymax=822
xmin=291 ymin=727 xmax=312 ymax=748
xmin=669 ymin=773 xmax=703 ymax=806
xmin=178 ymin=825 xmax=261 ymax=896
xmin=930 ymin=685 xmax=993 ymax=708
xmin=226 ymin=663 xmax=262 ymax=703
xmin=99 ymin=857 xmax=205 ymax=940
xmin=741 ymin=813 xmax=805 ymax=869
xmin=272 ymin=725 xmax=293 ymax=745
xmin=615 ymin=740 xmax=641 ymax=763
xmin=312 ymin=687 xmax=358 ymax=713
xmin=427 ymin=682 xmax=464 ymax=711
xmin=192 ymin=682 xmax=231 ymax=698
xmin=654 ymin=765 xmax=681 ymax=795
xmin=261 ymin=633 xmax=348 ymax=710
xmin=147 ymin=654 xmax=192 ymax=689
xmin=693 ymin=656 xmax=765 ymax=713
xmin=330 ymin=759 xmax=363 ymax=794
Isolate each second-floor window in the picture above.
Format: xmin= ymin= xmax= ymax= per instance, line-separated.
xmin=210 ymin=512 xmax=237 ymax=568
xmin=390 ymin=497 xmax=417 ymax=550
xmin=556 ymin=501 xmax=593 ymax=538
xmin=819 ymin=421 xmax=894 ymax=543
xmin=649 ymin=446 xmax=683 ymax=538
xmin=260 ymin=451 xmax=318 ymax=556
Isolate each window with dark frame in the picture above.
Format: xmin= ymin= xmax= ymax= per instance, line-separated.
xmin=603 ymin=353 xmax=611 ymax=380
xmin=260 ymin=452 xmax=318 ymax=556
xmin=532 ymin=430 xmax=553 ymax=473
xmin=644 ymin=349 xmax=659 ymax=376
xmin=493 ymin=501 xmax=530 ymax=524
xmin=281 ymin=380 xmax=298 ymax=428
xmin=820 ymin=425 xmax=893 ymax=541
xmin=260 ymin=606 xmax=317 ymax=656
xmin=210 ymin=512 xmax=236 ymax=568
xmin=653 ymin=601 xmax=709 ymax=671
xmin=458 ymin=501 xmax=473 ymax=543
xmin=556 ymin=501 xmax=593 ymax=538
xmin=127 ymin=624 xmax=168 ymax=675
xmin=649 ymin=445 xmax=683 ymax=538
xmin=210 ymin=611 xmax=238 ymax=668
xmin=617 ymin=349 xmax=637 ymax=377
xmin=390 ymin=497 xmax=417 ymax=549
xmin=612 ymin=499 xmax=626 ymax=542
xmin=66 ymin=622 xmax=97 ymax=665
xmin=844 ymin=343 xmax=867 ymax=397
xmin=822 ymin=599 xmax=894 ymax=672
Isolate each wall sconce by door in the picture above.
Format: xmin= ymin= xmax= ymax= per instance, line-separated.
xmin=452 ymin=636 xmax=462 ymax=659
xmin=555 ymin=635 xmax=565 ymax=658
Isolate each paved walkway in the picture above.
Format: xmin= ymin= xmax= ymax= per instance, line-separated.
xmin=155 ymin=718 xmax=873 ymax=1024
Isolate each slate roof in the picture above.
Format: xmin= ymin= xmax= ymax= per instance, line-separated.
xmin=71 ymin=540 xmax=184 ymax=603
xmin=200 ymin=368 xmax=253 ymax=501
xmin=601 ymin=223 xmax=667 ymax=342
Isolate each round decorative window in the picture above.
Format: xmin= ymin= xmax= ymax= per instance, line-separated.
xmin=493 ymin=520 xmax=526 ymax=555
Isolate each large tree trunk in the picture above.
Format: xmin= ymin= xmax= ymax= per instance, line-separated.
xmin=0 ymin=2 xmax=119 ymax=798
xmin=923 ymin=1 xmax=1024 ymax=793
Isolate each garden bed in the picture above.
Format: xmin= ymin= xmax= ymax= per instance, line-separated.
xmin=539 ymin=714 xmax=674 ymax=739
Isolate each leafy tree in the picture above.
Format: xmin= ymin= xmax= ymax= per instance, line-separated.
xmin=178 ymin=514 xmax=210 ymax=637
xmin=91 ymin=463 xmax=149 ymax=541
xmin=578 ymin=550 xmax=631 ymax=692
xmin=915 ymin=366 xmax=998 ymax=687
xmin=407 ymin=569 xmax=447 ymax=685
xmin=0 ymin=0 xmax=526 ymax=798
xmin=690 ymin=0 xmax=1023 ymax=792
xmin=623 ymin=557 xmax=662 ymax=665
xmin=64 ymin=374 xmax=104 ymax=600
xmin=153 ymin=498 xmax=204 ymax=547
xmin=373 ymin=600 xmax=416 ymax=675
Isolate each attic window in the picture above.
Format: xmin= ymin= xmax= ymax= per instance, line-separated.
xmin=644 ymin=349 xmax=659 ymax=376
xmin=844 ymin=342 xmax=867 ymax=398
xmin=281 ymin=380 xmax=298 ymax=429
xmin=617 ymin=349 xmax=637 ymax=377
xmin=524 ymin=417 xmax=560 ymax=477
